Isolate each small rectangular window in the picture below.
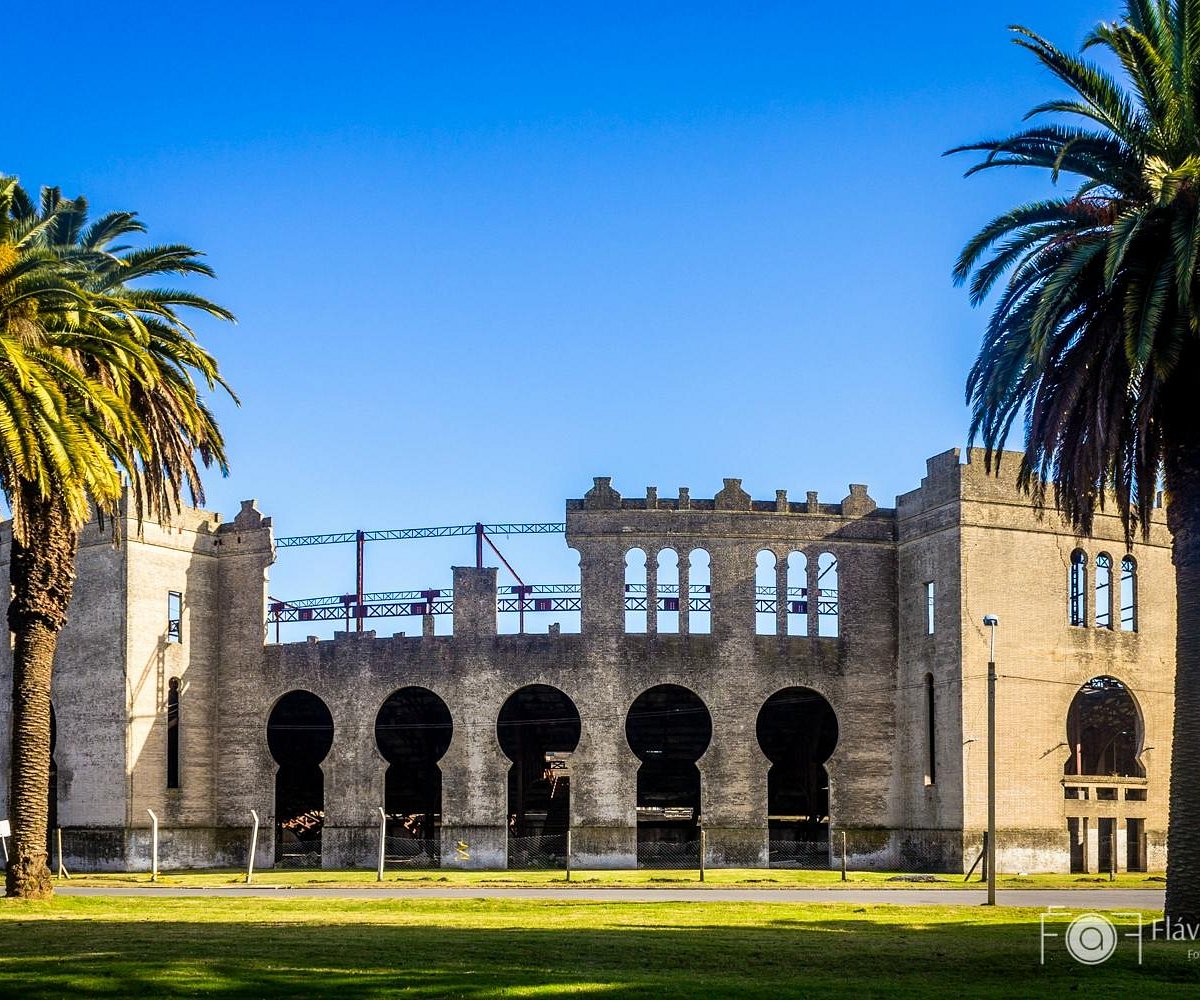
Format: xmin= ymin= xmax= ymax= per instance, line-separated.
xmin=925 ymin=581 xmax=935 ymax=635
xmin=167 ymin=591 xmax=182 ymax=644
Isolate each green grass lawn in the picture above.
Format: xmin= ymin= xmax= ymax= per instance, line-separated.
xmin=59 ymin=867 xmax=1168 ymax=891
xmin=0 ymin=896 xmax=1193 ymax=997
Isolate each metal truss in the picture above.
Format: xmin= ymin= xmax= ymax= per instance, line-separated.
xmin=276 ymin=522 xmax=566 ymax=548
xmin=266 ymin=582 xmax=715 ymax=624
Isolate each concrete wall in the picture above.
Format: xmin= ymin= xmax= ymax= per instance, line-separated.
xmin=0 ymin=449 xmax=1179 ymax=873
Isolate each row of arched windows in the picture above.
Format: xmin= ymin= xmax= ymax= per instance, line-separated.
xmin=624 ymin=548 xmax=711 ymax=634
xmin=622 ymin=548 xmax=840 ymax=637
xmin=1069 ymin=550 xmax=1138 ymax=632
xmin=754 ymin=550 xmax=839 ymax=637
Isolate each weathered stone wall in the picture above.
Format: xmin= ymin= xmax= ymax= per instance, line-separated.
xmin=0 ymin=449 xmax=1178 ymax=874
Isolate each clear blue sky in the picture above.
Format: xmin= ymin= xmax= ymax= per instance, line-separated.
xmin=7 ymin=2 xmax=1121 ymax=630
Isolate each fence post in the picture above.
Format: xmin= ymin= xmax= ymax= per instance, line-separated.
xmin=979 ymin=832 xmax=988 ymax=883
xmin=699 ymin=828 xmax=706 ymax=883
xmin=56 ymin=828 xmax=70 ymax=879
xmin=147 ymin=809 xmax=159 ymax=882
xmin=247 ymin=810 xmax=260 ymax=884
xmin=376 ymin=807 xmax=387 ymax=882
xmin=841 ymin=831 xmax=847 ymax=882
xmin=566 ymin=829 xmax=572 ymax=883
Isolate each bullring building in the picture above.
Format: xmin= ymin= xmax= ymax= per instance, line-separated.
xmin=0 ymin=448 xmax=1174 ymax=874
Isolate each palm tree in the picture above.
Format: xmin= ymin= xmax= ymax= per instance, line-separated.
xmin=951 ymin=1 xmax=1200 ymax=921
xmin=2 ymin=181 xmax=234 ymax=898
xmin=0 ymin=178 xmax=147 ymax=898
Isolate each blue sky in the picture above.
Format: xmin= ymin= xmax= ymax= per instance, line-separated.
xmin=7 ymin=2 xmax=1121 ymax=631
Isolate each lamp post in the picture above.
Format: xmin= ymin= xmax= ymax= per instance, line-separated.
xmin=983 ymin=614 xmax=998 ymax=906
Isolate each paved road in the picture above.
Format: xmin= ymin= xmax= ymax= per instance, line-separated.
xmin=58 ymin=885 xmax=1165 ymax=908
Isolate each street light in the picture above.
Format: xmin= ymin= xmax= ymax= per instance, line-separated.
xmin=983 ymin=614 xmax=998 ymax=906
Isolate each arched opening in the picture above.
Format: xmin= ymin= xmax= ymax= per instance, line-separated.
xmin=755 ymin=550 xmax=777 ymax=635
xmin=1069 ymin=549 xmax=1088 ymax=626
xmin=498 ymin=685 xmax=581 ymax=868
xmin=1095 ymin=553 xmax=1113 ymax=629
xmin=657 ymin=549 xmax=680 ymax=634
xmin=625 ymin=684 xmax=712 ymax=866
xmin=1120 ymin=556 xmax=1138 ymax=632
xmin=688 ymin=549 xmax=711 ymax=634
xmin=786 ymin=552 xmax=808 ymax=636
xmin=1065 ymin=676 xmax=1144 ymax=778
xmin=924 ymin=673 xmax=936 ymax=786
xmin=267 ymin=690 xmax=334 ymax=867
xmin=1064 ymin=676 xmax=1145 ymax=874
xmin=375 ymin=687 xmax=452 ymax=866
xmin=624 ymin=548 xmax=647 ymax=634
xmin=816 ymin=553 xmax=839 ymax=637
xmin=166 ymin=678 xmax=180 ymax=790
xmin=756 ymin=687 xmax=838 ymax=866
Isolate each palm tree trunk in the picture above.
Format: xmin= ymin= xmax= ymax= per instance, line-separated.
xmin=1165 ymin=436 xmax=1200 ymax=924
xmin=5 ymin=488 xmax=78 ymax=899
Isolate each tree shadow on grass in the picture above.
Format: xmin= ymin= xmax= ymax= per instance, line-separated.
xmin=0 ymin=916 xmax=1195 ymax=998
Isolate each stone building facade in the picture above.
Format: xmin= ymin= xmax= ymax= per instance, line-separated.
xmin=0 ymin=448 xmax=1175 ymax=872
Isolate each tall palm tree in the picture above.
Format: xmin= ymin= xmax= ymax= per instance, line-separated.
xmin=952 ymin=1 xmax=1200 ymax=921
xmin=2 ymin=181 xmax=234 ymax=898
xmin=0 ymin=178 xmax=146 ymax=898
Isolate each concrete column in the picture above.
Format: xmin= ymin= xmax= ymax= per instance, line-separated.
xmin=678 ymin=552 xmax=691 ymax=636
xmin=698 ymin=705 xmax=769 ymax=867
xmin=453 ymin=567 xmax=497 ymax=637
xmin=577 ymin=545 xmax=623 ymax=639
xmin=646 ymin=551 xmax=658 ymax=636
xmin=775 ymin=555 xmax=787 ymax=637
xmin=807 ymin=550 xmax=821 ymax=637
xmin=571 ymin=691 xmax=638 ymax=868
xmin=439 ymin=679 xmax=507 ymax=869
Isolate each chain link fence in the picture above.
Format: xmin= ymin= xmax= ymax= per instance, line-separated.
xmin=383 ymin=835 xmax=440 ymax=870
xmin=506 ymin=834 xmax=567 ymax=870
xmin=44 ymin=822 xmax=1033 ymax=884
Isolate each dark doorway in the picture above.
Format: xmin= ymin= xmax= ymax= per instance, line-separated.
xmin=266 ymin=691 xmax=334 ymax=866
xmin=625 ymin=684 xmax=712 ymax=867
xmin=756 ymin=687 xmax=838 ymax=866
xmin=1065 ymin=677 xmax=1144 ymax=777
xmin=497 ymin=685 xmax=581 ymax=868
xmin=375 ymin=687 xmax=452 ymax=866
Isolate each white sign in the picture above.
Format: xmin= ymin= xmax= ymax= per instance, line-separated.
xmin=0 ymin=820 xmax=10 ymax=837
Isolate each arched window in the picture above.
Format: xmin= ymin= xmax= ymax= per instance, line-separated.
xmin=924 ymin=673 xmax=936 ymax=786
xmin=786 ymin=552 xmax=807 ymax=636
xmin=1065 ymin=676 xmax=1144 ymax=777
xmin=755 ymin=550 xmax=777 ymax=635
xmin=1069 ymin=549 xmax=1088 ymax=626
xmin=1095 ymin=553 xmax=1113 ymax=629
xmin=817 ymin=553 xmax=839 ymax=638
xmin=1120 ymin=556 xmax=1138 ymax=632
xmin=657 ymin=549 xmax=679 ymax=634
xmin=166 ymin=678 xmax=180 ymax=790
xmin=624 ymin=548 xmax=647 ymax=634
xmin=688 ymin=549 xmax=711 ymax=635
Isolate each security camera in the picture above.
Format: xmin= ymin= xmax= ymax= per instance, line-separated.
xmin=983 ymin=615 xmax=999 ymax=626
